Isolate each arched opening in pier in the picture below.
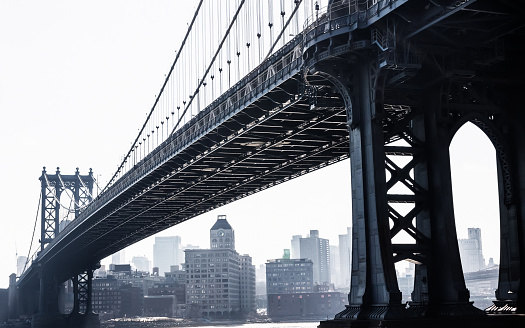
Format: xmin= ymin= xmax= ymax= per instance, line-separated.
xmin=449 ymin=122 xmax=499 ymax=310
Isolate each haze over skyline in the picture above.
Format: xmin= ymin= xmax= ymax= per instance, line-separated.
xmin=0 ymin=0 xmax=500 ymax=288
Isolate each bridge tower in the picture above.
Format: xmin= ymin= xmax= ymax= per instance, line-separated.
xmin=39 ymin=167 xmax=94 ymax=251
xmin=34 ymin=167 xmax=98 ymax=328
xmin=306 ymin=1 xmax=525 ymax=327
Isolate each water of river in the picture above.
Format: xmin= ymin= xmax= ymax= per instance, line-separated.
xmin=103 ymin=320 xmax=321 ymax=328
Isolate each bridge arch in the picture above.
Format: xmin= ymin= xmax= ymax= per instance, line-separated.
xmin=449 ymin=121 xmax=500 ymax=308
xmin=448 ymin=113 xmax=513 ymax=207
xmin=448 ymin=113 xmax=521 ymax=307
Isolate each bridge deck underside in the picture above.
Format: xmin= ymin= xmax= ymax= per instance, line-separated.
xmin=43 ymin=74 xmax=349 ymax=279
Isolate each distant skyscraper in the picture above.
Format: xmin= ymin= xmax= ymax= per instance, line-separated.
xmin=330 ymin=245 xmax=340 ymax=286
xmin=112 ymin=250 xmax=125 ymax=265
xmin=131 ymin=256 xmax=150 ymax=272
xmin=458 ymin=228 xmax=485 ymax=273
xmin=338 ymin=227 xmax=352 ymax=287
xmin=291 ymin=235 xmax=301 ymax=259
xmin=300 ymin=230 xmax=331 ymax=284
xmin=153 ymin=236 xmax=183 ymax=275
xmin=16 ymin=256 xmax=27 ymax=276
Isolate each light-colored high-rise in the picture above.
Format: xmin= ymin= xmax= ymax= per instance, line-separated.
xmin=290 ymin=235 xmax=301 ymax=259
xmin=299 ymin=230 xmax=331 ymax=284
xmin=16 ymin=256 xmax=27 ymax=276
xmin=338 ymin=227 xmax=352 ymax=287
xmin=131 ymin=255 xmax=150 ymax=272
xmin=153 ymin=236 xmax=183 ymax=275
xmin=111 ymin=250 xmax=125 ymax=265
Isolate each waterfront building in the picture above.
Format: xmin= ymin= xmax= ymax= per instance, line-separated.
xmin=185 ymin=248 xmax=241 ymax=318
xmin=185 ymin=215 xmax=255 ymax=319
xmin=299 ymin=230 xmax=331 ymax=284
xmin=266 ymin=258 xmax=314 ymax=294
xmin=144 ymin=277 xmax=186 ymax=317
xmin=91 ymin=275 xmax=143 ymax=318
xmin=153 ymin=236 xmax=184 ymax=276
xmin=267 ymin=292 xmax=347 ymax=319
xmin=265 ymin=257 xmax=345 ymax=319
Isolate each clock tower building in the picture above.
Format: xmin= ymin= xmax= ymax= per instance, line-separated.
xmin=210 ymin=214 xmax=235 ymax=250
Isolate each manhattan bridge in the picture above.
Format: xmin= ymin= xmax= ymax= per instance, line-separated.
xmin=7 ymin=0 xmax=525 ymax=327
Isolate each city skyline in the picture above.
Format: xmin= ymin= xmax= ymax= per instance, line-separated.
xmin=0 ymin=0 xmax=501 ymax=288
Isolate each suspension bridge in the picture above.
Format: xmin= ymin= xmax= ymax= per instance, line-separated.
xmin=7 ymin=0 xmax=525 ymax=327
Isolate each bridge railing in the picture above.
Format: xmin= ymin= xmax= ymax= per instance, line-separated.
xmin=46 ymin=35 xmax=305 ymax=257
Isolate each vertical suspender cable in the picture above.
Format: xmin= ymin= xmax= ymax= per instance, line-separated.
xmin=103 ymin=0 xmax=204 ymax=192
xmin=171 ymin=0 xmax=246 ymax=134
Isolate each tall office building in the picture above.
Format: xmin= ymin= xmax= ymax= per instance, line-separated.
xmin=300 ymin=230 xmax=331 ymax=284
xmin=185 ymin=215 xmax=255 ymax=318
xmin=153 ymin=236 xmax=184 ymax=275
xmin=458 ymin=228 xmax=485 ymax=273
xmin=112 ymin=250 xmax=126 ymax=265
xmin=338 ymin=227 xmax=352 ymax=287
xmin=290 ymin=235 xmax=301 ymax=259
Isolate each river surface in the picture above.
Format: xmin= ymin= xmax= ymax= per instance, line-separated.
xmin=102 ymin=320 xmax=321 ymax=328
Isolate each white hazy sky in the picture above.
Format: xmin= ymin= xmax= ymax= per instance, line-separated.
xmin=0 ymin=1 xmax=500 ymax=288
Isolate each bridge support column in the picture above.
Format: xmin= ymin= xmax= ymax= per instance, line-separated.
xmin=68 ymin=269 xmax=99 ymax=328
xmin=334 ymin=61 xmax=404 ymax=320
xmin=31 ymin=267 xmax=66 ymax=328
